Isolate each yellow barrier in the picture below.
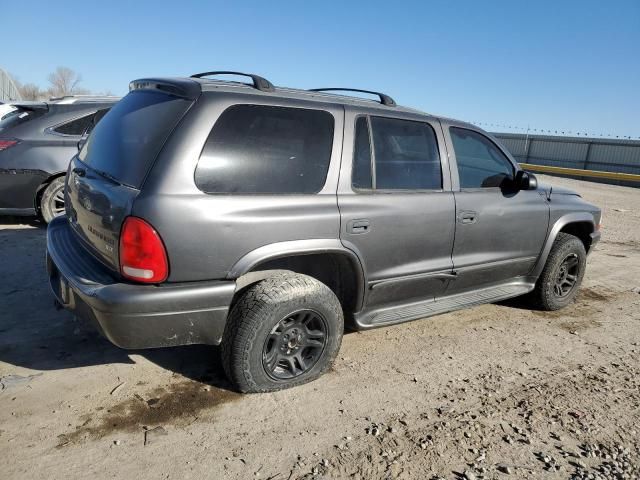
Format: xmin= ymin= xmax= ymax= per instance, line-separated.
xmin=519 ymin=163 xmax=640 ymax=182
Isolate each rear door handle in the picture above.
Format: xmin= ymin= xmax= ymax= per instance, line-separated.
xmin=347 ymin=219 xmax=370 ymax=234
xmin=457 ymin=210 xmax=478 ymax=224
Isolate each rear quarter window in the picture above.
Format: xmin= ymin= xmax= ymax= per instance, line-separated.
xmin=53 ymin=112 xmax=95 ymax=136
xmin=195 ymin=104 xmax=334 ymax=194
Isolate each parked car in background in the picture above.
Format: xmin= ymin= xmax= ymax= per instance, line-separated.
xmin=0 ymin=96 xmax=119 ymax=222
xmin=46 ymin=72 xmax=601 ymax=393
xmin=0 ymin=102 xmax=17 ymax=120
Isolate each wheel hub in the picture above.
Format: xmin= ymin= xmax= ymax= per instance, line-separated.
xmin=281 ymin=328 xmax=305 ymax=353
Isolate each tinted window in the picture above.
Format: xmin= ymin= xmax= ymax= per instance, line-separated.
xmin=370 ymin=116 xmax=441 ymax=190
xmin=195 ymin=105 xmax=334 ymax=194
xmin=79 ymin=91 xmax=192 ymax=188
xmin=53 ymin=113 xmax=94 ymax=136
xmin=352 ymin=116 xmax=372 ymax=189
xmin=83 ymin=108 xmax=110 ymax=136
xmin=450 ymin=127 xmax=514 ymax=188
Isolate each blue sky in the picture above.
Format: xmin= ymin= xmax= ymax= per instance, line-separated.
xmin=4 ymin=0 xmax=639 ymax=138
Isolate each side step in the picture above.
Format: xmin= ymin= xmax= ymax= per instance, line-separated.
xmin=354 ymin=282 xmax=534 ymax=329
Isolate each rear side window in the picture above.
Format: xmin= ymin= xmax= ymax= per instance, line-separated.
xmin=195 ymin=105 xmax=334 ymax=194
xmin=352 ymin=117 xmax=373 ymax=189
xmin=352 ymin=116 xmax=442 ymax=190
xmin=79 ymin=91 xmax=192 ymax=188
xmin=450 ymin=127 xmax=514 ymax=188
xmin=53 ymin=113 xmax=95 ymax=136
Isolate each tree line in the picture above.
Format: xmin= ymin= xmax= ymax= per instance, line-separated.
xmin=15 ymin=66 xmax=113 ymax=100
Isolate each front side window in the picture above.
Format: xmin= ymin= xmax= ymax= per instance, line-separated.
xmin=351 ymin=116 xmax=442 ymax=190
xmin=196 ymin=105 xmax=334 ymax=194
xmin=449 ymin=127 xmax=514 ymax=188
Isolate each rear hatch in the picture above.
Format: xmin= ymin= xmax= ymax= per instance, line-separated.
xmin=66 ymin=87 xmax=195 ymax=272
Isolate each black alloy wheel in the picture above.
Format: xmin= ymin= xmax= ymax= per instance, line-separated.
xmin=262 ymin=310 xmax=328 ymax=380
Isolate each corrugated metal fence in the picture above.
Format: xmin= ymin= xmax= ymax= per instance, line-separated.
xmin=493 ymin=132 xmax=640 ymax=187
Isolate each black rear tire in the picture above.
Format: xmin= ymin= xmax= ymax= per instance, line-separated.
xmin=40 ymin=177 xmax=66 ymax=224
xmin=221 ymin=273 xmax=344 ymax=393
xmin=530 ymin=232 xmax=587 ymax=311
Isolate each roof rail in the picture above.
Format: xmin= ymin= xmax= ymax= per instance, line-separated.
xmin=308 ymin=88 xmax=396 ymax=107
xmin=190 ymin=71 xmax=275 ymax=92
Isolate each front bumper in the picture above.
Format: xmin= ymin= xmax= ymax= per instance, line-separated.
xmin=46 ymin=217 xmax=236 ymax=349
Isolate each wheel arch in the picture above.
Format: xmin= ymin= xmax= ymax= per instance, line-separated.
xmin=531 ymin=212 xmax=596 ymax=279
xmin=228 ymin=240 xmax=366 ymax=318
xmin=34 ymin=171 xmax=66 ymax=212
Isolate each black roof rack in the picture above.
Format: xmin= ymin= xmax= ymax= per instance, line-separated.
xmin=308 ymin=88 xmax=396 ymax=107
xmin=190 ymin=71 xmax=275 ymax=92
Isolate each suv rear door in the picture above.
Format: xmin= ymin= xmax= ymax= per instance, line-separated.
xmin=443 ymin=123 xmax=549 ymax=294
xmin=338 ymin=108 xmax=455 ymax=310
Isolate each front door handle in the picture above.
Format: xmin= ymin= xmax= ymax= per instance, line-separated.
xmin=347 ymin=219 xmax=370 ymax=234
xmin=457 ymin=210 xmax=478 ymax=224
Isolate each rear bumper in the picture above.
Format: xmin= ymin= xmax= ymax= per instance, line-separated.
xmin=46 ymin=217 xmax=236 ymax=349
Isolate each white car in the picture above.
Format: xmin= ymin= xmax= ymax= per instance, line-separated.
xmin=0 ymin=103 xmax=17 ymax=120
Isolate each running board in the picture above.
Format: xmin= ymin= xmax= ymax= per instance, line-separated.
xmin=354 ymin=282 xmax=534 ymax=329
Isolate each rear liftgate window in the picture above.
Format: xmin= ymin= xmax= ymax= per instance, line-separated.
xmin=78 ymin=90 xmax=192 ymax=188
xmin=195 ymin=105 xmax=334 ymax=194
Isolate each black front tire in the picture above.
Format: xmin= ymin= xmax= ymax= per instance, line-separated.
xmin=40 ymin=177 xmax=66 ymax=224
xmin=221 ymin=273 xmax=344 ymax=393
xmin=530 ymin=233 xmax=587 ymax=311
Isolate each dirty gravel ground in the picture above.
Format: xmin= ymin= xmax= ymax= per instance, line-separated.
xmin=1 ymin=175 xmax=639 ymax=480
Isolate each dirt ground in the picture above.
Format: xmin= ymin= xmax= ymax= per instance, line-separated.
xmin=1 ymin=175 xmax=639 ymax=480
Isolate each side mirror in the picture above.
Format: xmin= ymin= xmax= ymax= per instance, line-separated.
xmin=77 ymin=136 xmax=87 ymax=152
xmin=515 ymin=170 xmax=538 ymax=190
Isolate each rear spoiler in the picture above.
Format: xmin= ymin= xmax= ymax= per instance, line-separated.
xmin=10 ymin=101 xmax=49 ymax=112
xmin=129 ymin=78 xmax=201 ymax=101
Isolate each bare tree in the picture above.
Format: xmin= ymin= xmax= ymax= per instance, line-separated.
xmin=47 ymin=66 xmax=84 ymax=97
xmin=18 ymin=83 xmax=45 ymax=101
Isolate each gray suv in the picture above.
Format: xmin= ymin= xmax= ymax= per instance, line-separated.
xmin=46 ymin=71 xmax=601 ymax=393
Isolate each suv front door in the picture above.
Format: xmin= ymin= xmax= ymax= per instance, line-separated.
xmin=443 ymin=124 xmax=549 ymax=294
xmin=338 ymin=109 xmax=456 ymax=311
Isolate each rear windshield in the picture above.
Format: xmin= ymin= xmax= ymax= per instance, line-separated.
xmin=78 ymin=90 xmax=192 ymax=188
xmin=0 ymin=107 xmax=45 ymax=133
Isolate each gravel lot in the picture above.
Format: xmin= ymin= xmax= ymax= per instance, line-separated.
xmin=1 ymin=175 xmax=639 ymax=480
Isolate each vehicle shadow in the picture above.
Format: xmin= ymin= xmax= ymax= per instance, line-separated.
xmin=0 ymin=223 xmax=235 ymax=392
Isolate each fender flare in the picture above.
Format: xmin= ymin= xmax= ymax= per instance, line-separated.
xmin=531 ymin=212 xmax=596 ymax=278
xmin=227 ymin=239 xmax=367 ymax=310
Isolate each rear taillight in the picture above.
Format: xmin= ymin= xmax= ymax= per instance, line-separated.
xmin=119 ymin=217 xmax=169 ymax=283
xmin=0 ymin=139 xmax=18 ymax=151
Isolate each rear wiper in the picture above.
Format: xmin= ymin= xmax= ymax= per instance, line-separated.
xmin=92 ymin=167 xmax=122 ymax=185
